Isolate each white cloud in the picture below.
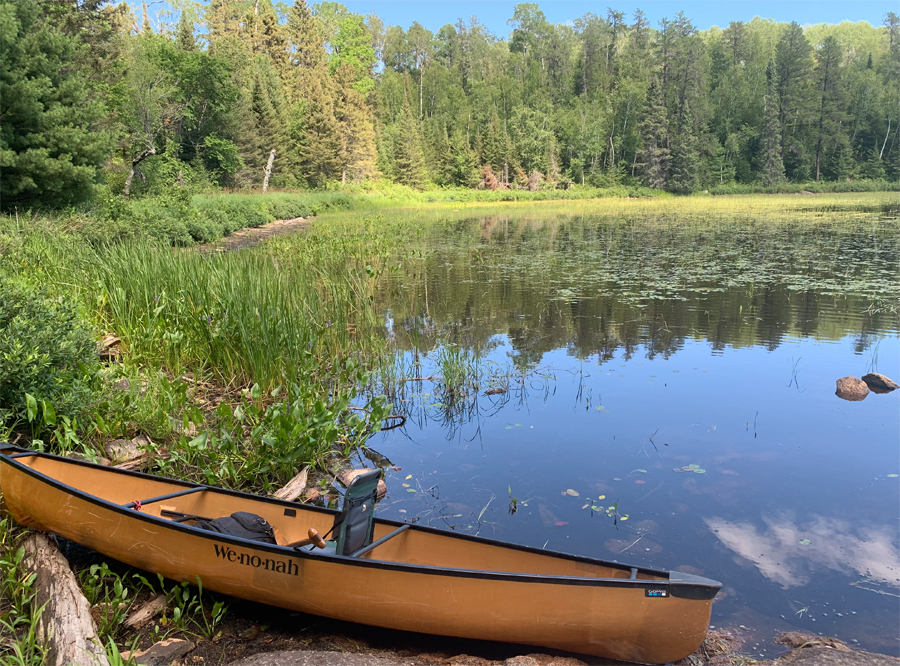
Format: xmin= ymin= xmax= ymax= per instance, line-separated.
xmin=704 ymin=513 xmax=900 ymax=589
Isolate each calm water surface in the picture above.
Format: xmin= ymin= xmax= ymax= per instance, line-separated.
xmin=361 ymin=211 xmax=900 ymax=658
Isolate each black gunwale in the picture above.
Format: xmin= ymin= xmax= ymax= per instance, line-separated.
xmin=0 ymin=448 xmax=721 ymax=596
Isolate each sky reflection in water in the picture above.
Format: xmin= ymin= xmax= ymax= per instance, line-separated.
xmin=366 ymin=212 xmax=900 ymax=656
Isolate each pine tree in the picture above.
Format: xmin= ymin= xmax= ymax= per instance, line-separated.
xmin=0 ymin=0 xmax=111 ymax=208
xmin=760 ymin=60 xmax=785 ymax=185
xmin=669 ymin=100 xmax=700 ymax=193
xmin=636 ymin=76 xmax=670 ymax=189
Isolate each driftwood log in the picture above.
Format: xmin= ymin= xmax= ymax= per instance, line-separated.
xmin=21 ymin=532 xmax=110 ymax=666
xmin=272 ymin=465 xmax=310 ymax=502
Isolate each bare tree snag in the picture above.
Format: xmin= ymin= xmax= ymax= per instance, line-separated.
xmin=124 ymin=146 xmax=156 ymax=196
xmin=22 ymin=532 xmax=110 ymax=666
xmin=272 ymin=466 xmax=310 ymax=502
xmin=262 ymin=148 xmax=276 ymax=192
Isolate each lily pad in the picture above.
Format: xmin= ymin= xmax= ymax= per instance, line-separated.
xmin=888 ymin=474 xmax=899 ymax=478
xmin=566 ymin=489 xmax=580 ymax=497
xmin=800 ymin=539 xmax=811 ymax=545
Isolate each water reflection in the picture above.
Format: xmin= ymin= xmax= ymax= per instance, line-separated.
xmin=367 ymin=208 xmax=900 ymax=654
xmin=378 ymin=214 xmax=899 ymax=359
xmin=705 ymin=515 xmax=900 ymax=589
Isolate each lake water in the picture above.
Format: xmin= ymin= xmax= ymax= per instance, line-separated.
xmin=362 ymin=206 xmax=900 ymax=658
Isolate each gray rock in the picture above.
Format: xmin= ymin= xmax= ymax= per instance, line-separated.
xmin=65 ymin=451 xmax=111 ymax=466
xmin=227 ymin=651 xmax=414 ymax=666
xmin=124 ymin=639 xmax=194 ymax=666
xmin=835 ymin=376 xmax=870 ymax=401
xmin=766 ymin=646 xmax=898 ymax=665
xmin=861 ymin=373 xmax=899 ymax=394
xmin=104 ymin=434 xmax=152 ymax=463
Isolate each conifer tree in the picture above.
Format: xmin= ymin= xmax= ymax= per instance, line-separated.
xmin=669 ymin=100 xmax=700 ymax=193
xmin=334 ymin=62 xmax=378 ymax=182
xmin=0 ymin=0 xmax=111 ymax=207
xmin=760 ymin=60 xmax=785 ymax=185
xmin=286 ymin=0 xmax=342 ymax=184
xmin=813 ymin=35 xmax=844 ymax=182
xmin=393 ymin=78 xmax=428 ymax=187
xmin=775 ymin=22 xmax=813 ymax=171
xmin=860 ymin=145 xmax=886 ymax=180
xmin=636 ymin=76 xmax=670 ymax=189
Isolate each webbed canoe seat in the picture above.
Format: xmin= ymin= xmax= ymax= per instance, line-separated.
xmin=303 ymin=469 xmax=409 ymax=557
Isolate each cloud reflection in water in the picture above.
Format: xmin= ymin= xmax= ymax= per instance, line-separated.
xmin=705 ymin=514 xmax=900 ymax=589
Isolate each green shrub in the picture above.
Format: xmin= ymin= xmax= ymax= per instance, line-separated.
xmin=0 ymin=273 xmax=98 ymax=426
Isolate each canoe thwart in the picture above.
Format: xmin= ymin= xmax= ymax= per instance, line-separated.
xmin=352 ymin=523 xmax=410 ymax=558
xmin=123 ymin=486 xmax=206 ymax=510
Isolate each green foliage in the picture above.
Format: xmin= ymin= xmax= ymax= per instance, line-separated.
xmin=160 ymin=372 xmax=390 ymax=489
xmin=78 ymin=563 xmax=133 ymax=641
xmin=0 ymin=0 xmax=111 ymax=209
xmin=0 ymin=273 xmax=98 ymax=429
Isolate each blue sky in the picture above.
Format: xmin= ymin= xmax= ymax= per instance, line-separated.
xmin=339 ymin=1 xmax=895 ymax=34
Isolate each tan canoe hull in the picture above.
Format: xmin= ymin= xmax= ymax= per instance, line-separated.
xmin=0 ymin=450 xmax=720 ymax=663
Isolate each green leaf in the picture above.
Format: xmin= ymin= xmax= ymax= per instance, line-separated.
xmin=25 ymin=393 xmax=37 ymax=422
xmin=188 ymin=432 xmax=208 ymax=450
xmin=799 ymin=539 xmax=811 ymax=545
xmin=41 ymin=400 xmax=56 ymax=426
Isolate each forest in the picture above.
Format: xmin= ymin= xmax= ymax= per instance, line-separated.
xmin=1 ymin=0 xmax=899 ymax=209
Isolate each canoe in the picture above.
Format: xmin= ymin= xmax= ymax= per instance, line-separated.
xmin=0 ymin=444 xmax=721 ymax=664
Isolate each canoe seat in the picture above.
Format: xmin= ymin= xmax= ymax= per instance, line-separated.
xmin=328 ymin=469 xmax=382 ymax=556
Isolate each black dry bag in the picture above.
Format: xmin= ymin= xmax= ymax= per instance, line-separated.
xmin=193 ymin=511 xmax=277 ymax=544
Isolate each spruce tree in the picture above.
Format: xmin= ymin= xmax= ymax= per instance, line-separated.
xmin=813 ymin=35 xmax=844 ymax=181
xmin=669 ymin=100 xmax=700 ymax=193
xmin=285 ymin=0 xmax=342 ymax=184
xmin=334 ymin=62 xmax=378 ymax=183
xmin=394 ymin=79 xmax=428 ymax=187
xmin=860 ymin=145 xmax=886 ymax=180
xmin=636 ymin=76 xmax=671 ymax=189
xmin=760 ymin=60 xmax=785 ymax=185
xmin=775 ymin=22 xmax=813 ymax=171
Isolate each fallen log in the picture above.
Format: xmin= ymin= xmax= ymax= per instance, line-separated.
xmin=272 ymin=466 xmax=310 ymax=502
xmin=124 ymin=592 xmax=166 ymax=629
xmin=21 ymin=532 xmax=110 ymax=666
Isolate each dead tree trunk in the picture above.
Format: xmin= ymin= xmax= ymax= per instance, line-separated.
xmin=22 ymin=532 xmax=110 ymax=666
xmin=262 ymin=148 xmax=276 ymax=192
xmin=124 ymin=146 xmax=156 ymax=196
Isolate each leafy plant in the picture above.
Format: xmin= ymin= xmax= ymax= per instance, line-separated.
xmin=78 ymin=563 xmax=133 ymax=640
xmin=0 ymin=518 xmax=48 ymax=666
xmin=0 ymin=273 xmax=98 ymax=435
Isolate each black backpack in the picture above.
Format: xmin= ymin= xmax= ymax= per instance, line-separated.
xmin=193 ymin=512 xmax=277 ymax=544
